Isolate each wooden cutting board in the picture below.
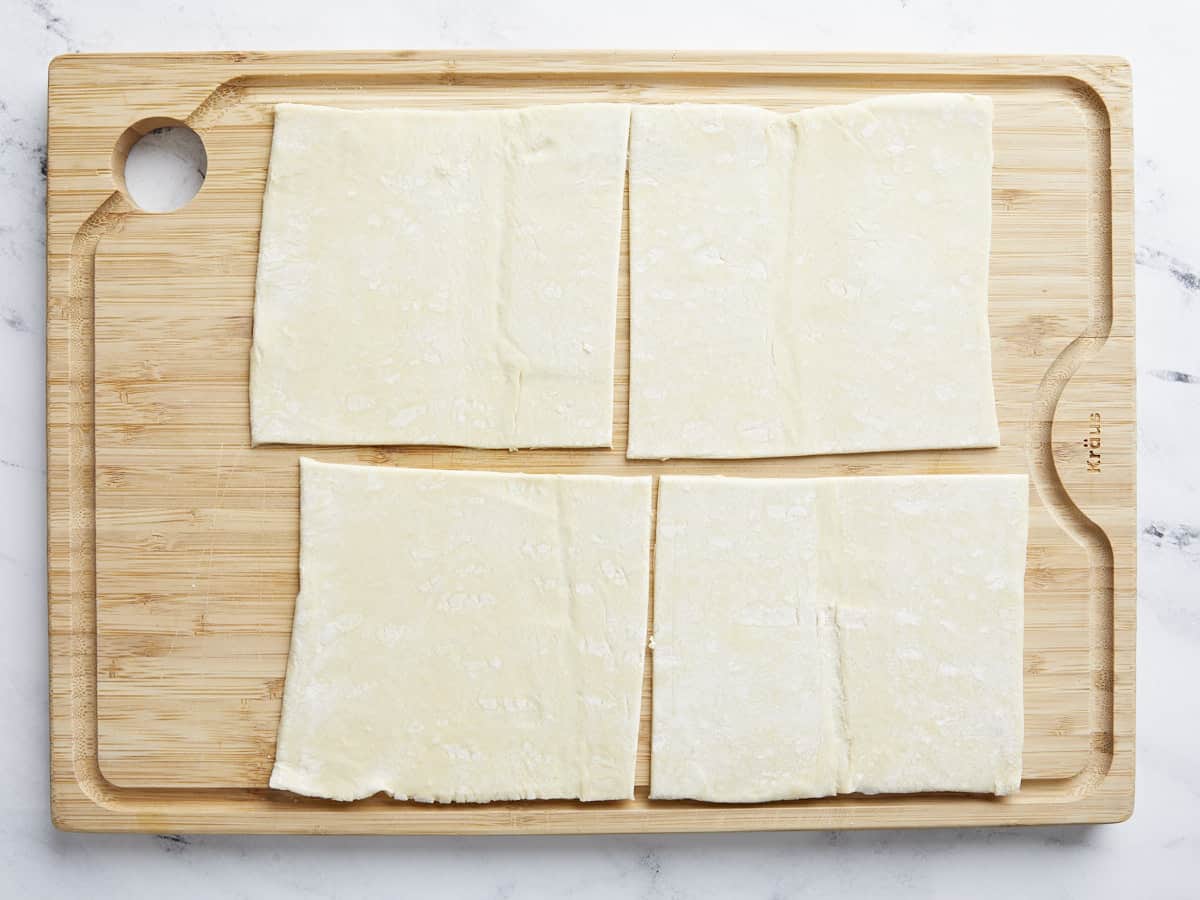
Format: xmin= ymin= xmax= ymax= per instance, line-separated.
xmin=47 ymin=51 xmax=1135 ymax=833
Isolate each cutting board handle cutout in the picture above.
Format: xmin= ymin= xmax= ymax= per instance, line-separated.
xmin=112 ymin=117 xmax=207 ymax=213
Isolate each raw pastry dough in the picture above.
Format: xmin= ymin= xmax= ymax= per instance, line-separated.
xmin=831 ymin=474 xmax=1027 ymax=795
xmin=270 ymin=459 xmax=652 ymax=803
xmin=650 ymin=473 xmax=1026 ymax=802
xmin=650 ymin=477 xmax=844 ymax=802
xmin=252 ymin=103 xmax=630 ymax=448
xmin=628 ymin=95 xmax=998 ymax=459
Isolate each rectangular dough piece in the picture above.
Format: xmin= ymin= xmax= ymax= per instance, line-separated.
xmin=628 ymin=95 xmax=998 ymax=459
xmin=650 ymin=477 xmax=845 ymax=802
xmin=252 ymin=103 xmax=630 ymax=449
xmin=650 ymin=473 xmax=1026 ymax=802
xmin=270 ymin=459 xmax=652 ymax=803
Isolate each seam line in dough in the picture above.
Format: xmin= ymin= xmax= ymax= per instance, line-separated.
xmin=830 ymin=596 xmax=853 ymax=794
xmin=495 ymin=119 xmax=529 ymax=446
xmin=816 ymin=479 xmax=853 ymax=790
xmin=551 ymin=477 xmax=586 ymax=798
xmin=771 ymin=117 xmax=804 ymax=448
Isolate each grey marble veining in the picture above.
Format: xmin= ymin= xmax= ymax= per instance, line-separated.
xmin=3 ymin=0 xmax=1199 ymax=896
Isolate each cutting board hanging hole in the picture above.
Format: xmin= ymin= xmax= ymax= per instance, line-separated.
xmin=111 ymin=117 xmax=207 ymax=213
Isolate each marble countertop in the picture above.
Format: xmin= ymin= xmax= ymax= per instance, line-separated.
xmin=3 ymin=0 xmax=1197 ymax=896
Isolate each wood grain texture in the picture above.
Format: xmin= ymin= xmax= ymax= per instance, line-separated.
xmin=47 ymin=51 xmax=1135 ymax=833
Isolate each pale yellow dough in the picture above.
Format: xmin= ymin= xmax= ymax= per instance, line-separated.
xmin=628 ymin=95 xmax=999 ymax=459
xmin=270 ymin=459 xmax=652 ymax=803
xmin=651 ymin=474 xmax=1027 ymax=802
xmin=252 ymin=103 xmax=630 ymax=449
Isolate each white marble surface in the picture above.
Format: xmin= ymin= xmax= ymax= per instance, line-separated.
xmin=2 ymin=0 xmax=1197 ymax=896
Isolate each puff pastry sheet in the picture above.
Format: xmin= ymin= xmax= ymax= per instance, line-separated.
xmin=628 ymin=95 xmax=998 ymax=459
xmin=271 ymin=459 xmax=652 ymax=803
xmin=651 ymin=473 xmax=1027 ymax=802
xmin=252 ymin=103 xmax=630 ymax=448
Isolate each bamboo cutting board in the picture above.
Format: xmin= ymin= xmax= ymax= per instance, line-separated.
xmin=47 ymin=51 xmax=1135 ymax=833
